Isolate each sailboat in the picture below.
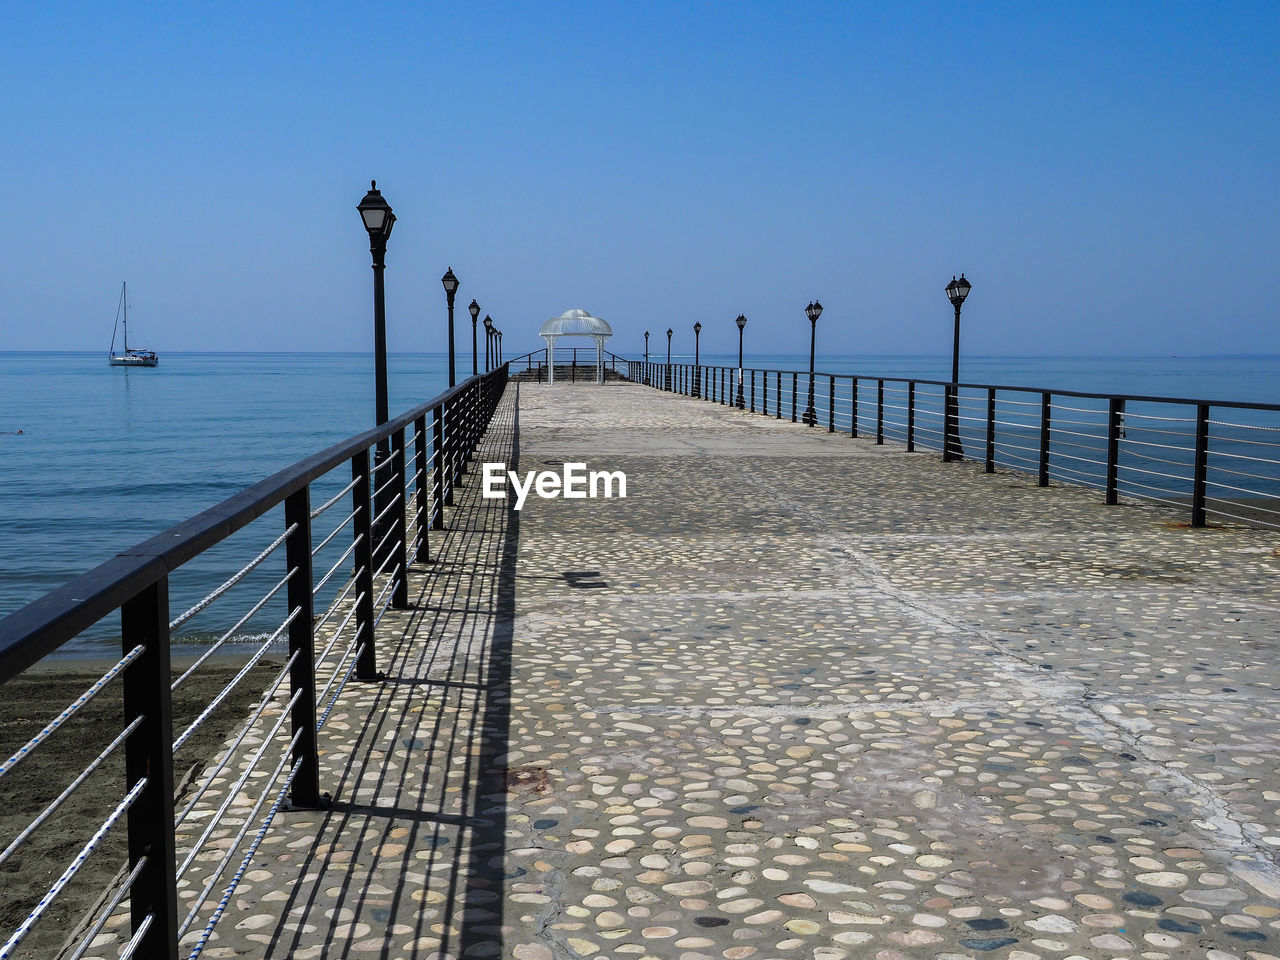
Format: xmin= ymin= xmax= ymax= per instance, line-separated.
xmin=108 ymin=282 xmax=159 ymax=367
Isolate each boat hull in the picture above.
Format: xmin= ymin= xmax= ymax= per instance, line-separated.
xmin=109 ymin=354 xmax=159 ymax=367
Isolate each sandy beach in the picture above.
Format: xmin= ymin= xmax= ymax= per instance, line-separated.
xmin=0 ymin=655 xmax=281 ymax=960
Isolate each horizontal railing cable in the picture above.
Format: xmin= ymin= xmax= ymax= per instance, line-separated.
xmin=172 ymin=605 xmax=301 ymax=754
xmin=116 ymin=914 xmax=154 ymax=960
xmin=185 ymin=752 xmax=303 ymax=960
xmin=175 ymin=690 xmax=303 ymax=888
xmin=311 ymin=507 xmax=359 ymax=558
xmin=173 ymin=650 xmax=300 ymax=830
xmin=0 ymin=777 xmax=148 ymax=960
xmin=313 ymin=537 xmax=360 ymax=597
xmin=0 ymin=646 xmax=143 ymax=780
xmin=171 ymin=569 xmax=297 ymax=692
xmin=177 ymin=728 xmax=304 ymax=942
xmin=0 ymin=714 xmax=144 ymax=869
xmin=310 ymin=476 xmax=360 ymax=519
xmin=65 ymin=856 xmax=149 ymax=960
xmin=169 ymin=525 xmax=295 ymax=632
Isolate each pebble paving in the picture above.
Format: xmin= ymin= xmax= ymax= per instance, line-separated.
xmin=89 ymin=380 xmax=1279 ymax=959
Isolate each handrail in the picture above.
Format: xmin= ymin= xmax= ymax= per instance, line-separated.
xmin=0 ymin=367 xmax=503 ymax=680
xmin=610 ymin=355 xmax=1280 ymax=412
xmin=618 ymin=354 xmax=1280 ymax=531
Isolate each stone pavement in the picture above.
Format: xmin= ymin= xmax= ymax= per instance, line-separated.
xmin=93 ymin=379 xmax=1280 ymax=959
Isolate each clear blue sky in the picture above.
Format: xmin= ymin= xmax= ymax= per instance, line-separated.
xmin=1 ymin=1 xmax=1276 ymax=359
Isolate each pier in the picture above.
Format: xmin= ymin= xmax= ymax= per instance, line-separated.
xmin=74 ymin=378 xmax=1280 ymax=958
xmin=4 ymin=370 xmax=1280 ymax=959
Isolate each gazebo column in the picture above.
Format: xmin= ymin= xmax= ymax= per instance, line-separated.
xmin=544 ymin=335 xmax=557 ymax=384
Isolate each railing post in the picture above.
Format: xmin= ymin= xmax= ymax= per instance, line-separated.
xmin=445 ymin=396 xmax=459 ymax=499
xmin=458 ymin=387 xmax=471 ymax=477
xmin=943 ymin=385 xmax=963 ymax=462
xmin=572 ymin=347 xmax=577 ymax=382
xmin=391 ymin=427 xmax=409 ymax=609
xmin=121 ymin=576 xmax=179 ymax=958
xmin=775 ymin=371 xmax=781 ymax=418
xmin=906 ymin=381 xmax=915 ymax=451
xmin=828 ymin=375 xmax=835 ymax=432
xmin=876 ymin=380 xmax=884 ymax=444
xmin=1106 ymin=398 xmax=1123 ymax=506
xmin=985 ymin=388 xmax=996 ymax=473
xmin=750 ymin=370 xmax=755 ymax=412
xmin=851 ymin=378 xmax=859 ymax=438
xmin=791 ymin=372 xmax=797 ymax=422
xmin=284 ymin=488 xmax=320 ymax=808
xmin=1192 ymin=403 xmax=1209 ymax=527
xmin=413 ymin=415 xmax=430 ymax=561
xmin=351 ymin=450 xmax=379 ymax=679
xmin=1039 ymin=392 xmax=1051 ymax=487
xmin=431 ymin=405 xmax=445 ymax=529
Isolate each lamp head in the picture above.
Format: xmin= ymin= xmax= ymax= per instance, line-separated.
xmin=666 ymin=328 xmax=673 ymax=339
xmin=806 ymin=300 xmax=823 ymax=323
xmin=468 ymin=299 xmax=480 ymax=320
xmin=694 ymin=322 xmax=702 ymax=335
xmin=946 ymin=274 xmax=972 ymax=307
xmin=735 ymin=314 xmax=747 ymax=331
xmin=441 ymin=267 xmax=459 ymax=296
xmin=484 ymin=315 xmax=493 ymax=332
xmin=357 ymin=180 xmax=395 ymax=240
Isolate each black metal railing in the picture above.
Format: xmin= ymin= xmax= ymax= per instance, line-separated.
xmin=0 ymin=364 xmax=509 ymax=959
xmin=624 ymin=358 xmax=1280 ymax=531
xmin=505 ymin=347 xmax=633 ymax=384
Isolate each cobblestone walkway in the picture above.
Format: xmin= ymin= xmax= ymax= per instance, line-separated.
xmin=97 ymin=379 xmax=1280 ymax=959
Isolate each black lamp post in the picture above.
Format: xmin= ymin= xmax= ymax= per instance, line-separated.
xmin=484 ymin=316 xmax=493 ymax=371
xmin=666 ymin=327 xmax=673 ymax=391
xmin=357 ymin=181 xmax=396 ymax=434
xmin=357 ymin=180 xmax=396 ymax=579
xmin=735 ymin=314 xmax=747 ymax=409
xmin=468 ymin=299 xmax=480 ymax=377
xmin=441 ymin=268 xmax=459 ymax=387
xmin=644 ymin=330 xmax=650 ymax=385
xmin=693 ymin=322 xmax=702 ymax=398
xmin=497 ymin=330 xmax=503 ymax=366
xmin=944 ymin=274 xmax=972 ymax=461
xmin=803 ymin=300 xmax=823 ymax=425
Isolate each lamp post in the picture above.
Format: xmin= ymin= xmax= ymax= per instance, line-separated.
xmin=468 ymin=299 xmax=480 ymax=377
xmin=357 ymin=180 xmax=396 ymax=578
xmin=357 ymin=181 xmax=396 ymax=434
xmin=497 ymin=330 xmax=503 ymax=366
xmin=666 ymin=327 xmax=673 ymax=391
xmin=484 ymin=316 xmax=493 ymax=371
xmin=735 ymin=314 xmax=747 ymax=409
xmin=803 ymin=300 xmax=823 ymax=425
xmin=441 ymin=268 xmax=459 ymax=387
xmin=644 ymin=330 xmax=650 ymax=385
xmin=944 ymin=274 xmax=972 ymax=461
xmin=693 ymin=322 xmax=702 ymax=398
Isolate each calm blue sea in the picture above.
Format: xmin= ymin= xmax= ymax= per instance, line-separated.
xmin=2 ymin=351 xmax=1278 ymax=657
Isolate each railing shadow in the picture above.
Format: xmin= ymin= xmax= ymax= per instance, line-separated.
xmin=259 ymin=386 xmax=519 ymax=959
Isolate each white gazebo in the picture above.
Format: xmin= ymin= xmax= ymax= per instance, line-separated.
xmin=539 ymin=309 xmax=613 ymax=384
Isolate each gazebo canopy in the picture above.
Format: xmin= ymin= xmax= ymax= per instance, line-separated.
xmin=539 ymin=309 xmax=613 ymax=338
xmin=539 ymin=309 xmax=612 ymax=385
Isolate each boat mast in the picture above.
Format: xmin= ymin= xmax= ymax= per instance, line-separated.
xmin=122 ymin=281 xmax=128 ymax=353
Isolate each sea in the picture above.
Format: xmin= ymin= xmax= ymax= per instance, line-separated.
xmin=2 ymin=351 xmax=1278 ymax=659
